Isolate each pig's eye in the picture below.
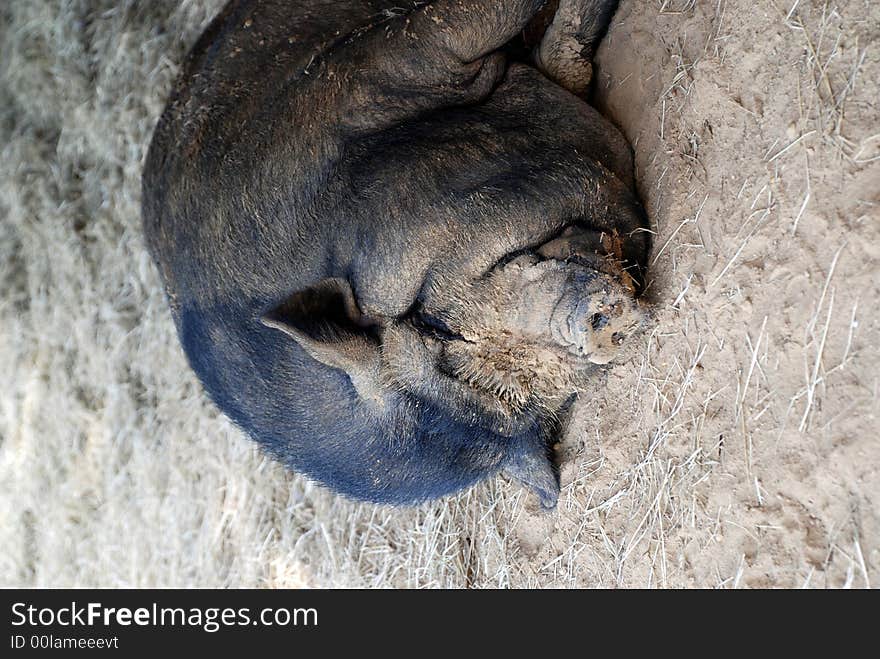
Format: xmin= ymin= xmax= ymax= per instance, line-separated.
xmin=407 ymin=305 xmax=465 ymax=342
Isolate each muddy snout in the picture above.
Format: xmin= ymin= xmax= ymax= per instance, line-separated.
xmin=548 ymin=267 xmax=647 ymax=365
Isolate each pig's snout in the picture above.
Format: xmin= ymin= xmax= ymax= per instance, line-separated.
xmin=551 ymin=271 xmax=646 ymax=365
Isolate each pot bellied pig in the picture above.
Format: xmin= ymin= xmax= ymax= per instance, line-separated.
xmin=142 ymin=0 xmax=650 ymax=510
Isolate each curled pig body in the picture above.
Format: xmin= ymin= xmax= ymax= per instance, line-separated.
xmin=142 ymin=0 xmax=649 ymax=509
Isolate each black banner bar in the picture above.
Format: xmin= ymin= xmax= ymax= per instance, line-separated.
xmin=1 ymin=589 xmax=866 ymax=652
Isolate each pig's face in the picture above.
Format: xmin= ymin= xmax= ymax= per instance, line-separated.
xmin=377 ymin=225 xmax=647 ymax=431
xmin=262 ymin=228 xmax=647 ymax=448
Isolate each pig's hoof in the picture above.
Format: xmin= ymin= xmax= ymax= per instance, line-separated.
xmin=530 ymin=0 xmax=622 ymax=96
xmin=535 ymin=37 xmax=593 ymax=95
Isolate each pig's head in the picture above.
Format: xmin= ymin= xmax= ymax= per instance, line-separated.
xmin=435 ymin=229 xmax=647 ymax=412
xmin=382 ymin=225 xmax=648 ymax=426
xmin=261 ymin=220 xmax=648 ymax=509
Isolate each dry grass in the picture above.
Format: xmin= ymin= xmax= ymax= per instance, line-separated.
xmin=1 ymin=0 xmax=877 ymax=588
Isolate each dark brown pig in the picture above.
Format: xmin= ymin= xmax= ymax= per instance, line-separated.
xmin=142 ymin=0 xmax=649 ymax=509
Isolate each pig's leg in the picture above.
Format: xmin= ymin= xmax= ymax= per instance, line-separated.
xmin=320 ymin=0 xmax=548 ymax=134
xmin=534 ymin=0 xmax=620 ymax=95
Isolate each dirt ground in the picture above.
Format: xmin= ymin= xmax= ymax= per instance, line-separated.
xmin=1 ymin=0 xmax=877 ymax=587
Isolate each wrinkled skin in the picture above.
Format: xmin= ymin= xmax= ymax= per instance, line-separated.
xmin=142 ymin=0 xmax=649 ymax=509
xmin=430 ymin=230 xmax=646 ymax=417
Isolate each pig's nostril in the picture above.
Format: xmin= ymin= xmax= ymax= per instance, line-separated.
xmin=589 ymin=313 xmax=608 ymax=331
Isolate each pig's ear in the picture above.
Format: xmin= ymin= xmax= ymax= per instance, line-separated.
xmin=503 ymin=437 xmax=560 ymax=511
xmin=260 ymin=279 xmax=384 ymax=398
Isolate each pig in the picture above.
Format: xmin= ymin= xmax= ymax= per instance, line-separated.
xmin=142 ymin=0 xmax=650 ymax=510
